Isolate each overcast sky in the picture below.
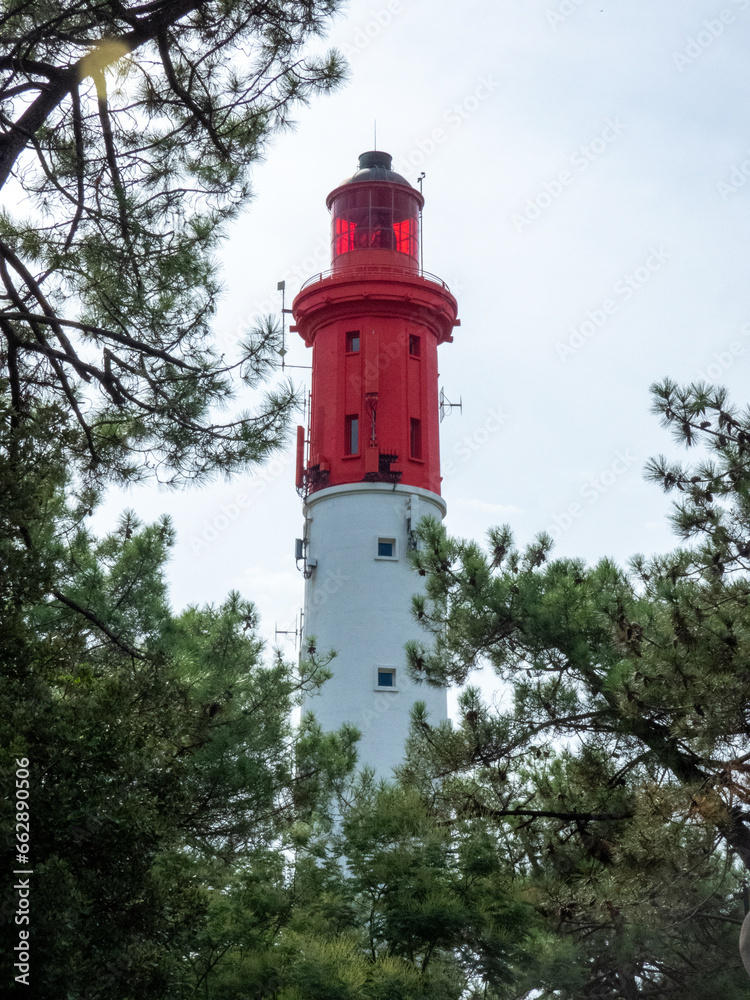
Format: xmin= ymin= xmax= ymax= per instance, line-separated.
xmin=94 ymin=0 xmax=750 ymax=711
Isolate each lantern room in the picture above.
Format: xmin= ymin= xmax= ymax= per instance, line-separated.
xmin=327 ymin=151 xmax=422 ymax=268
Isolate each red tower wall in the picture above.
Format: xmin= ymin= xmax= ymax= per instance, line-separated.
xmin=292 ymin=267 xmax=458 ymax=496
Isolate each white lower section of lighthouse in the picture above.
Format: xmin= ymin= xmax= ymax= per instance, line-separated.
xmin=301 ymin=482 xmax=448 ymax=779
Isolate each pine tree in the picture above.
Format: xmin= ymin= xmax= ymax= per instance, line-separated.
xmin=256 ymin=778 xmax=537 ymax=1000
xmin=0 ymin=0 xmax=346 ymax=484
xmin=402 ymin=381 xmax=750 ymax=997
xmin=0 ymin=404 xmax=358 ymax=997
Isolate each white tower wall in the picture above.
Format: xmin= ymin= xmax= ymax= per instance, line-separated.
xmin=301 ymin=482 xmax=447 ymax=779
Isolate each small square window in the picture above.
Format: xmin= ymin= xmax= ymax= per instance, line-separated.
xmin=377 ymin=669 xmax=396 ymax=688
xmin=377 ymin=537 xmax=397 ymax=559
xmin=346 ymin=331 xmax=360 ymax=353
xmin=409 ymin=334 xmax=421 ymax=357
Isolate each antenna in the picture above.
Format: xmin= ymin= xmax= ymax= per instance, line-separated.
xmin=274 ymin=611 xmax=304 ymax=650
xmin=374 ymin=119 xmax=377 ymax=149
xmin=417 ymin=172 xmax=425 ymax=273
xmin=439 ymin=386 xmax=463 ymax=422
xmin=277 ymin=280 xmax=292 ymax=371
xmin=276 ymin=280 xmax=311 ymax=371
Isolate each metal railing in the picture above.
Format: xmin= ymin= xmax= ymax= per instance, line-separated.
xmin=299 ymin=265 xmax=451 ymax=292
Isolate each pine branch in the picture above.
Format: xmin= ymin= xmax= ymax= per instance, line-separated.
xmin=52 ymin=588 xmax=147 ymax=660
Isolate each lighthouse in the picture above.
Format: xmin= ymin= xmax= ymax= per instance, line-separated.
xmin=292 ymin=150 xmax=459 ymax=778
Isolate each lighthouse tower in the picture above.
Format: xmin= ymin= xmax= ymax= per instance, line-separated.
xmin=292 ymin=151 xmax=459 ymax=778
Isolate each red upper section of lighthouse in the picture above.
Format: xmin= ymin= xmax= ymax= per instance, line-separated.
xmin=292 ymin=151 xmax=458 ymax=498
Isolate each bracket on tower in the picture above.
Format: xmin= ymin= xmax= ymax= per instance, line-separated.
xmin=439 ymin=386 xmax=463 ymax=422
xmin=276 ymin=280 xmax=311 ymax=372
xmin=405 ymin=496 xmax=418 ymax=551
xmin=277 ymin=280 xmax=291 ymax=370
xmin=275 ymin=610 xmax=304 ymax=650
xmin=365 ymin=391 xmax=379 ymax=446
xmin=295 ymin=536 xmax=316 ymax=579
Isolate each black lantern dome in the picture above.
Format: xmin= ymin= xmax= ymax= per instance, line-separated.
xmin=339 ymin=150 xmax=413 ymax=188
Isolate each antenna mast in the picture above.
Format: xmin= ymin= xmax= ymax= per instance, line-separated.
xmin=417 ymin=172 xmax=425 ymax=274
xmin=274 ymin=611 xmax=304 ymax=651
xmin=439 ymin=386 xmax=463 ymax=422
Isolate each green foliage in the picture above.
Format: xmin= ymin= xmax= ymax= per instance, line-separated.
xmin=0 ymin=401 xmax=356 ymax=997
xmin=285 ymin=780 xmax=536 ymax=1000
xmin=404 ymin=382 xmax=750 ymax=997
xmin=138 ymin=778 xmax=536 ymax=1000
xmin=0 ymin=0 xmax=347 ymax=483
xmin=0 ymin=9 xmax=355 ymax=980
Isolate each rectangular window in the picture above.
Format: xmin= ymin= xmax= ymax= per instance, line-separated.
xmin=410 ymin=418 xmax=422 ymax=460
xmin=346 ymin=331 xmax=360 ymax=353
xmin=345 ymin=415 xmax=359 ymax=455
xmin=408 ymin=334 xmax=421 ymax=357
xmin=334 ymin=217 xmax=357 ymax=255
xmin=377 ymin=669 xmax=396 ymax=688
xmin=394 ymin=218 xmax=417 ymax=257
xmin=376 ymin=537 xmax=397 ymax=559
